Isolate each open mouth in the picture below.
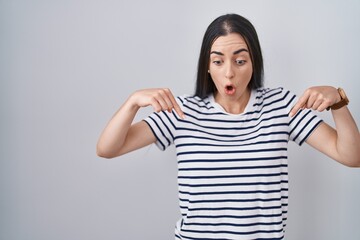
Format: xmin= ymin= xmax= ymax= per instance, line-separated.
xmin=225 ymin=84 xmax=236 ymax=95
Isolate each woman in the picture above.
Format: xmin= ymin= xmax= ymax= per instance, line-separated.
xmin=97 ymin=14 xmax=360 ymax=240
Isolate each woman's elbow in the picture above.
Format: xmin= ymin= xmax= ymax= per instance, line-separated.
xmin=341 ymin=157 xmax=360 ymax=168
xmin=346 ymin=161 xmax=360 ymax=168
xmin=97 ymin=151 xmax=112 ymax=159
xmin=96 ymin=149 xmax=111 ymax=159
xmin=96 ymin=144 xmax=118 ymax=159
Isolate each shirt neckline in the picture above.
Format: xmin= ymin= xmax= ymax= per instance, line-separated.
xmin=208 ymin=89 xmax=256 ymax=116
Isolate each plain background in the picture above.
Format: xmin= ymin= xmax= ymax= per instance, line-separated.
xmin=1 ymin=0 xmax=359 ymax=239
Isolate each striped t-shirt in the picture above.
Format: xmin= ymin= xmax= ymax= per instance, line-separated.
xmin=144 ymin=87 xmax=322 ymax=240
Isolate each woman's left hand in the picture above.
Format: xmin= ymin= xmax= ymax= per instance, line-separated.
xmin=289 ymin=86 xmax=341 ymax=117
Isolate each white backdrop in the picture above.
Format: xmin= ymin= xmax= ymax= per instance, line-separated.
xmin=1 ymin=0 xmax=359 ymax=239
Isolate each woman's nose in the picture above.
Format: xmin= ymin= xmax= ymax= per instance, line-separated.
xmin=225 ymin=63 xmax=234 ymax=79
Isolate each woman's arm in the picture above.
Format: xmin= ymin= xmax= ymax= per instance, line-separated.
xmin=290 ymin=86 xmax=360 ymax=167
xmin=96 ymin=88 xmax=184 ymax=159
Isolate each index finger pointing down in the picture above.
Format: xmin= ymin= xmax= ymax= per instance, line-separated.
xmin=166 ymin=90 xmax=185 ymax=119
xmin=289 ymin=95 xmax=308 ymax=117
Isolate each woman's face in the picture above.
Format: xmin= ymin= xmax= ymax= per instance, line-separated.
xmin=209 ymin=33 xmax=253 ymax=102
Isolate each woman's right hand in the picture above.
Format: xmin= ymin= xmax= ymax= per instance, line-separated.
xmin=97 ymin=88 xmax=185 ymax=158
xmin=129 ymin=88 xmax=185 ymax=119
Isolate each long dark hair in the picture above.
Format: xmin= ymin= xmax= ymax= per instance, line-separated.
xmin=194 ymin=14 xmax=264 ymax=98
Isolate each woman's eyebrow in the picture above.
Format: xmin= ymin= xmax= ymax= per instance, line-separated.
xmin=233 ymin=48 xmax=248 ymax=55
xmin=210 ymin=48 xmax=248 ymax=56
xmin=210 ymin=51 xmax=224 ymax=56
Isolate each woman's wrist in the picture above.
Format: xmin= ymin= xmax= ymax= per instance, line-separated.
xmin=125 ymin=92 xmax=142 ymax=112
xmin=327 ymin=87 xmax=349 ymax=111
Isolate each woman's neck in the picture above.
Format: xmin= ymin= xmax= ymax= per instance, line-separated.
xmin=214 ymin=88 xmax=251 ymax=114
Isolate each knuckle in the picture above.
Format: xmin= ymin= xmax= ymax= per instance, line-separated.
xmin=154 ymin=92 xmax=162 ymax=98
xmin=150 ymin=96 xmax=157 ymax=102
xmin=324 ymin=99 xmax=332 ymax=105
xmin=153 ymin=104 xmax=161 ymax=112
xmin=159 ymin=90 xmax=167 ymax=97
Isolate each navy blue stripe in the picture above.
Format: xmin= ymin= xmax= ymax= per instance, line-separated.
xmin=252 ymin=93 xmax=288 ymax=110
xmin=254 ymin=87 xmax=282 ymax=100
xmin=255 ymin=87 xmax=283 ymax=100
xmin=177 ymin=117 xmax=289 ymax=132
xmin=181 ymin=205 xmax=284 ymax=212
xmin=179 ymin=232 xmax=285 ymax=240
xmin=179 ymin=233 xmax=284 ymax=240
xmin=253 ymin=88 xmax=284 ymax=106
xmin=178 ymin=156 xmax=288 ymax=164
xmin=182 ymin=104 xmax=225 ymax=116
xmin=184 ymin=97 xmax=214 ymax=110
xmin=186 ymin=213 xmax=283 ymax=219
xmin=180 ymin=203 xmax=288 ymax=211
xmin=285 ymin=94 xmax=297 ymax=114
xmin=177 ymin=96 xmax=184 ymax=104
xmin=178 ymin=172 xmax=288 ymax=180
xmin=179 ymin=188 xmax=288 ymax=196
xmin=185 ymin=95 xmax=211 ymax=105
xmin=184 ymin=220 xmax=283 ymax=227
xmin=181 ymin=227 xmax=284 ymax=235
xmin=176 ymin=139 xmax=287 ymax=148
xmin=254 ymin=237 xmax=284 ymax=240
xmin=179 ymin=195 xmax=288 ymax=203
xmin=175 ymin=131 xmax=289 ymax=144
xmin=178 ymin=234 xmax=232 ymax=240
xmin=178 ymin=180 xmax=289 ymax=188
xmin=182 ymin=104 xmax=290 ymax=122
xmin=178 ymin=164 xmax=288 ymax=172
xmin=177 ymin=148 xmax=287 ymax=156
xmin=178 ymin=197 xmax=288 ymax=205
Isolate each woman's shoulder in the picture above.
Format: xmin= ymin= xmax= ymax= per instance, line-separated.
xmin=177 ymin=94 xmax=212 ymax=107
xmin=255 ymin=87 xmax=296 ymax=99
xmin=176 ymin=94 xmax=217 ymax=114
xmin=253 ymin=87 xmax=298 ymax=108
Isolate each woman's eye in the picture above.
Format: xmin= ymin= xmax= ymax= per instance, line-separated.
xmin=236 ymin=60 xmax=246 ymax=65
xmin=212 ymin=60 xmax=222 ymax=65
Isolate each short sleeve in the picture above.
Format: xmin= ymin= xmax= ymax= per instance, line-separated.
xmin=283 ymin=89 xmax=323 ymax=146
xmin=143 ymin=97 xmax=184 ymax=151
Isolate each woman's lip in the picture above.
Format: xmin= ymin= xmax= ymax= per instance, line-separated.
xmin=225 ymin=84 xmax=236 ymax=95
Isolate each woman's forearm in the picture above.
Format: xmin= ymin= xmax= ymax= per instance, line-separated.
xmin=96 ymin=95 xmax=140 ymax=158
